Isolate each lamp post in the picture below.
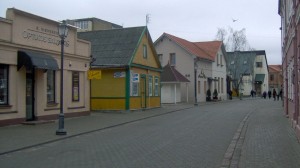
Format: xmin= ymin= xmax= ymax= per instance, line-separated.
xmin=194 ymin=58 xmax=198 ymax=106
xmin=56 ymin=20 xmax=68 ymax=135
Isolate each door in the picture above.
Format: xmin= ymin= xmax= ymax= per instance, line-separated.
xmin=140 ymin=76 xmax=146 ymax=108
xmin=255 ymin=83 xmax=262 ymax=96
xmin=26 ymin=71 xmax=35 ymax=121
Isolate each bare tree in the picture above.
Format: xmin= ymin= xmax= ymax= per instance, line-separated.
xmin=215 ymin=27 xmax=253 ymax=96
xmin=215 ymin=27 xmax=252 ymax=52
xmin=215 ymin=27 xmax=227 ymax=42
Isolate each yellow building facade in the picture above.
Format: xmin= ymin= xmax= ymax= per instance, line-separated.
xmin=79 ymin=27 xmax=161 ymax=111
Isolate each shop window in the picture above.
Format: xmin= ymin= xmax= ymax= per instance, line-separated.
xmin=154 ymin=77 xmax=159 ymax=96
xmin=149 ymin=76 xmax=153 ymax=96
xmin=0 ymin=64 xmax=8 ymax=105
xmin=72 ymin=71 xmax=80 ymax=101
xmin=131 ymin=83 xmax=139 ymax=96
xmin=47 ymin=70 xmax=55 ymax=103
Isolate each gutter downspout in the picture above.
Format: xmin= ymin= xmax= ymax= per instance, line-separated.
xmin=294 ymin=21 xmax=299 ymax=123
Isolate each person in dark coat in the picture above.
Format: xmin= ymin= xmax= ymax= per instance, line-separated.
xmin=272 ymin=89 xmax=277 ymax=101
xmin=263 ymin=91 xmax=267 ymax=99
xmin=279 ymin=89 xmax=283 ymax=100
xmin=268 ymin=90 xmax=272 ymax=99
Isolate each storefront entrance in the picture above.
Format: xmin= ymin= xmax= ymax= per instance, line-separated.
xmin=26 ymin=70 xmax=35 ymax=121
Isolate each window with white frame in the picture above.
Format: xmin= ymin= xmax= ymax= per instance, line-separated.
xmin=72 ymin=71 xmax=80 ymax=101
xmin=74 ymin=21 xmax=89 ymax=29
xmin=0 ymin=64 xmax=8 ymax=105
xmin=154 ymin=77 xmax=159 ymax=96
xmin=131 ymin=72 xmax=139 ymax=96
xmin=256 ymin=62 xmax=263 ymax=68
xmin=170 ymin=53 xmax=176 ymax=66
xmin=47 ymin=70 xmax=55 ymax=103
xmin=149 ymin=76 xmax=153 ymax=96
xmin=143 ymin=45 xmax=147 ymax=59
xmin=220 ymin=54 xmax=223 ymax=66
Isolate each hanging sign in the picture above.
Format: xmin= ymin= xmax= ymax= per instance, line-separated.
xmin=88 ymin=70 xmax=101 ymax=79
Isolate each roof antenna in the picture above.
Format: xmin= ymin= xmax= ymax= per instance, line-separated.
xmin=146 ymin=14 xmax=150 ymax=26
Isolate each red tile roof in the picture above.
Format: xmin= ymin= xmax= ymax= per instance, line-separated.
xmin=269 ymin=65 xmax=282 ymax=72
xmin=194 ymin=41 xmax=222 ymax=60
xmin=162 ymin=33 xmax=222 ymax=61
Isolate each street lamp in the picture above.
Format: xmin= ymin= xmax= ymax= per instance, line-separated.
xmin=56 ymin=20 xmax=68 ymax=135
xmin=194 ymin=58 xmax=198 ymax=106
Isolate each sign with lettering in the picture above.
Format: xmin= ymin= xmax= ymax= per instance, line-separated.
xmin=114 ymin=72 xmax=126 ymax=78
xmin=132 ymin=73 xmax=139 ymax=83
xmin=88 ymin=70 xmax=101 ymax=79
xmin=22 ymin=26 xmax=69 ymax=47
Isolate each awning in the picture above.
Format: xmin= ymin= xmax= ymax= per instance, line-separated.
xmin=255 ymin=74 xmax=265 ymax=84
xmin=207 ymin=77 xmax=218 ymax=81
xmin=17 ymin=50 xmax=59 ymax=71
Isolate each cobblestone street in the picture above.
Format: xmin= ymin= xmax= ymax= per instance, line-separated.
xmin=1 ymin=98 xmax=300 ymax=168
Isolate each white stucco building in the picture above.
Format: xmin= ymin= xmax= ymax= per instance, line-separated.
xmin=155 ymin=33 xmax=227 ymax=103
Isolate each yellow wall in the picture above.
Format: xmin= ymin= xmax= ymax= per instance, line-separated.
xmin=91 ymin=98 xmax=125 ymax=110
xmin=131 ymin=67 xmax=161 ymax=109
xmin=130 ymin=97 xmax=141 ymax=109
xmin=132 ymin=33 xmax=160 ymax=69
xmin=91 ymin=69 xmax=126 ymax=110
xmin=91 ymin=69 xmax=126 ymax=97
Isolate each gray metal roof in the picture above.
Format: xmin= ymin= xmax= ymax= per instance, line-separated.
xmin=78 ymin=26 xmax=146 ymax=67
xmin=226 ymin=50 xmax=268 ymax=82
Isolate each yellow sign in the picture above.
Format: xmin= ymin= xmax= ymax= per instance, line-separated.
xmin=88 ymin=70 xmax=101 ymax=79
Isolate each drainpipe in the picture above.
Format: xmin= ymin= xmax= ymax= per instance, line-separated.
xmin=292 ymin=8 xmax=299 ymax=123
xmin=295 ymin=27 xmax=299 ymax=124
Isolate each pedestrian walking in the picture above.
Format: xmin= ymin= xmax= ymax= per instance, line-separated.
xmin=263 ymin=91 xmax=267 ymax=99
xmin=228 ymin=90 xmax=232 ymax=100
xmin=268 ymin=90 xmax=272 ymax=99
xmin=273 ymin=89 xmax=277 ymax=101
xmin=279 ymin=89 xmax=283 ymax=100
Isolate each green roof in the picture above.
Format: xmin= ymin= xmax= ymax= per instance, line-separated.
xmin=78 ymin=26 xmax=146 ymax=67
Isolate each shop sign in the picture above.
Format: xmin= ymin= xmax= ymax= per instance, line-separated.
xmin=114 ymin=72 xmax=126 ymax=78
xmin=22 ymin=26 xmax=69 ymax=47
xmin=132 ymin=73 xmax=139 ymax=83
xmin=88 ymin=70 xmax=101 ymax=79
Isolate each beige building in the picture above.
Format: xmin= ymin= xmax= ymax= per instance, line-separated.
xmin=67 ymin=17 xmax=122 ymax=32
xmin=0 ymin=8 xmax=91 ymax=126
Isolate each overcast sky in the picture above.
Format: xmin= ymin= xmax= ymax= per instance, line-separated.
xmin=0 ymin=0 xmax=281 ymax=64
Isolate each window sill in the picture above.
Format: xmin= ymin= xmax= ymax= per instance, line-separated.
xmin=0 ymin=105 xmax=12 ymax=109
xmin=47 ymin=102 xmax=59 ymax=107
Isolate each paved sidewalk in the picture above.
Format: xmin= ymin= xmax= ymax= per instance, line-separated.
xmin=235 ymin=99 xmax=300 ymax=168
xmin=0 ymin=103 xmax=196 ymax=155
